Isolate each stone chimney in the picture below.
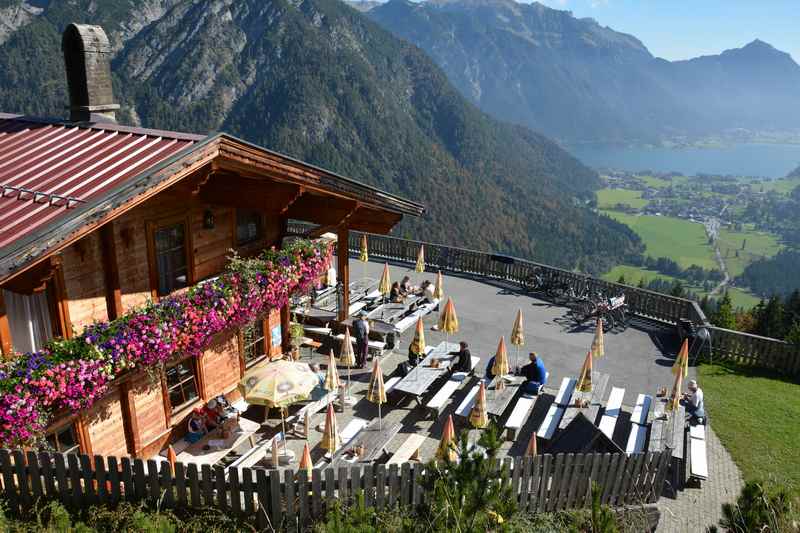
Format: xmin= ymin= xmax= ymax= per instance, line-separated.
xmin=62 ymin=23 xmax=119 ymax=123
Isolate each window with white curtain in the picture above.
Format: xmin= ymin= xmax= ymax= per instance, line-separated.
xmin=3 ymin=289 xmax=53 ymax=354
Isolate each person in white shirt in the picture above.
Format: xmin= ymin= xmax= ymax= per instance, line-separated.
xmin=682 ymin=379 xmax=705 ymax=423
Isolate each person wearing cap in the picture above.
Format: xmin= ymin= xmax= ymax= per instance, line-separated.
xmin=353 ymin=312 xmax=370 ymax=368
xmin=518 ymin=352 xmax=547 ymax=395
xmin=186 ymin=409 xmax=208 ymax=443
xmin=682 ymin=379 xmax=705 ymax=423
xmin=201 ymin=399 xmax=223 ymax=429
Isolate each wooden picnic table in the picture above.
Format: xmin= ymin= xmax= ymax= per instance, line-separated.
xmin=486 ymin=376 xmax=525 ymax=418
xmin=329 ymin=419 xmax=402 ymax=467
xmin=313 ymin=279 xmax=377 ymax=312
xmin=393 ymin=341 xmax=459 ymax=399
xmin=366 ymin=295 xmax=424 ymax=324
xmin=175 ymin=416 xmax=261 ymax=467
xmin=558 ymin=373 xmax=610 ymax=430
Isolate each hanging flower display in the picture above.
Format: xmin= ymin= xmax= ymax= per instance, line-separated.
xmin=0 ymin=239 xmax=332 ymax=447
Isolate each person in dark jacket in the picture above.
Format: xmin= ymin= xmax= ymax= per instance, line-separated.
xmin=518 ymin=352 xmax=547 ymax=395
xmin=447 ymin=341 xmax=472 ymax=374
xmin=353 ymin=313 xmax=370 ymax=368
xmin=389 ymin=282 xmax=403 ymax=303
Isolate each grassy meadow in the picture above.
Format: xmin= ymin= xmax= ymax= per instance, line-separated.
xmin=596 ymin=188 xmax=649 ymax=209
xmin=716 ymin=227 xmax=783 ymax=277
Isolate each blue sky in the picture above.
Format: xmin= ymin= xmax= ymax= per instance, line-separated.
xmin=536 ymin=0 xmax=799 ymax=62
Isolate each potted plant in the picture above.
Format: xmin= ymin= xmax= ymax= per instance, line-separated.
xmin=289 ymin=317 xmax=305 ymax=360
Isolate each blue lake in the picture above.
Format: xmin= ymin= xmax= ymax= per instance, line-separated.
xmin=569 ymin=143 xmax=800 ymax=179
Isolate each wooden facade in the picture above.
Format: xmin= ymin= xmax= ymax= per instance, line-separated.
xmin=0 ymin=134 xmax=421 ymax=459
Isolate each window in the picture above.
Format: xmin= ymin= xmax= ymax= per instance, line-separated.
xmin=46 ymin=424 xmax=79 ymax=455
xmin=165 ymin=359 xmax=199 ymax=410
xmin=236 ymin=209 xmax=263 ymax=246
xmin=241 ymin=318 xmax=266 ymax=366
xmin=154 ymin=223 xmax=189 ymax=295
xmin=3 ymin=289 xmax=53 ymax=353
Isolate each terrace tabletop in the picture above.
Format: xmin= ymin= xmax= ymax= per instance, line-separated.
xmin=176 ymin=416 xmax=260 ymax=467
xmin=366 ymin=295 xmax=424 ymax=324
xmin=329 ymin=419 xmax=402 ymax=467
xmin=486 ymin=376 xmax=525 ymax=418
xmin=393 ymin=341 xmax=460 ymax=397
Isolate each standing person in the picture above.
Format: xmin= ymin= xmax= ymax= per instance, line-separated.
xmin=682 ymin=379 xmax=705 ymax=424
xmin=353 ymin=313 xmax=370 ymax=368
xmin=518 ymin=352 xmax=547 ymax=395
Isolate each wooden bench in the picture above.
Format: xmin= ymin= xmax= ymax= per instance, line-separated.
xmin=225 ymin=436 xmax=274 ymax=479
xmin=598 ymin=387 xmax=626 ymax=439
xmin=287 ymin=392 xmax=336 ymax=437
xmin=537 ymin=377 xmax=576 ymax=440
xmin=688 ymin=424 xmax=708 ymax=481
xmin=426 ymin=378 xmax=464 ymax=418
xmin=387 ymin=434 xmax=427 ymax=465
xmin=393 ymin=299 xmax=440 ymax=333
xmin=504 ymin=395 xmax=536 ymax=440
xmin=559 ymin=373 xmax=608 ymax=430
xmin=455 ymin=383 xmax=481 ymax=418
xmin=333 ymin=333 xmax=386 ymax=356
xmin=624 ymin=394 xmax=652 ymax=454
xmin=385 ymin=375 xmax=402 ymax=395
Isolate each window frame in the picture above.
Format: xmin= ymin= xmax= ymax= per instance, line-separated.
xmin=164 ymin=356 xmax=201 ymax=413
xmin=239 ymin=316 xmax=268 ymax=370
xmin=45 ymin=418 xmax=84 ymax=455
xmin=146 ymin=215 xmax=194 ymax=299
xmin=235 ymin=208 xmax=264 ymax=247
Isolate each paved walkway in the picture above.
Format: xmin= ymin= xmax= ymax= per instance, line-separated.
xmin=656 ymin=425 xmax=744 ymax=532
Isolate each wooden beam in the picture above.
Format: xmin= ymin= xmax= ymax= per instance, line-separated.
xmin=100 ymin=222 xmax=123 ymax=321
xmin=51 ymin=259 xmax=72 ymax=339
xmin=0 ymin=290 xmax=12 ymax=358
xmin=337 ymin=227 xmax=350 ymax=322
xmin=285 ymin=195 xmax=359 ymax=227
xmin=197 ymin=173 xmax=303 ymax=213
xmin=119 ymin=380 xmax=142 ymax=457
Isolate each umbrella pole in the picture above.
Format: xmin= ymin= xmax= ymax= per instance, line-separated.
xmin=281 ymin=409 xmax=288 ymax=458
xmin=378 ymin=402 xmax=382 ymax=431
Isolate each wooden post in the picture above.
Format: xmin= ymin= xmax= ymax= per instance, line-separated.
xmin=337 ymin=226 xmax=350 ymax=322
xmin=0 ymin=289 xmax=12 ymax=358
xmin=272 ymin=439 xmax=280 ymax=468
xmin=100 ymin=222 xmax=123 ymax=320
xmin=303 ymin=411 xmax=310 ymax=439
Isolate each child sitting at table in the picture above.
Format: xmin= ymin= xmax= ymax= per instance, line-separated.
xmin=185 ymin=409 xmax=208 ymax=444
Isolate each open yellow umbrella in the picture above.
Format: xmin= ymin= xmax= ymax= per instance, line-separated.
xmin=510 ymin=309 xmax=524 ymax=371
xmin=672 ymin=338 xmax=689 ymax=378
xmin=324 ymin=349 xmax=340 ymax=392
xmin=379 ymin=263 xmax=392 ymax=297
xmin=359 ymin=234 xmax=369 ymax=262
xmin=591 ymin=318 xmax=605 ymax=359
xmin=321 ymin=403 xmax=342 ymax=452
xmin=575 ymin=351 xmax=593 ymax=394
xmin=367 ymin=356 xmax=387 ymax=429
xmin=524 ymin=433 xmax=538 ymax=457
xmin=339 ymin=327 xmax=356 ymax=405
xmin=298 ymin=442 xmax=313 ymax=477
xmin=433 ymin=270 xmax=444 ymax=300
xmin=666 ymin=368 xmax=683 ymax=414
xmin=415 ymin=245 xmax=425 ymax=273
xmin=492 ymin=336 xmax=511 ymax=390
xmin=469 ymin=381 xmax=489 ymax=429
xmin=409 ymin=317 xmax=427 ymax=357
xmin=436 ymin=414 xmax=457 ymax=462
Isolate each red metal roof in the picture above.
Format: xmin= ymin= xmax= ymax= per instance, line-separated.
xmin=0 ymin=114 xmax=201 ymax=249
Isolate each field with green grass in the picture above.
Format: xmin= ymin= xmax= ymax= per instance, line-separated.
xmin=602 ymin=265 xmax=678 ymax=286
xmin=726 ymin=287 xmax=762 ymax=309
xmin=638 ymin=175 xmax=690 ymax=189
xmin=717 ymin=227 xmax=783 ymax=277
xmin=699 ymin=362 xmax=800 ymax=493
xmin=601 ymin=212 xmax=717 ymax=269
xmin=596 ymin=188 xmax=649 ymax=209
xmin=756 ymin=177 xmax=800 ymax=195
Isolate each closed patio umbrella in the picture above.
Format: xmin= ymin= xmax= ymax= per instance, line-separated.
xmin=379 ymin=263 xmax=392 ymax=299
xmin=321 ymin=403 xmax=342 ymax=452
xmin=666 ymin=368 xmax=683 ymax=414
xmin=409 ymin=317 xmax=426 ymax=359
xmin=438 ymin=297 xmax=459 ymax=346
xmin=492 ymin=336 xmax=511 ymax=391
xmin=167 ymin=444 xmax=177 ymax=475
xmin=510 ymin=309 xmax=524 ymax=371
xmin=525 ymin=433 xmax=538 ymax=457
xmin=433 ymin=270 xmax=444 ymax=300
xmin=591 ymin=318 xmax=605 ymax=359
xmin=367 ymin=356 xmax=387 ymax=429
xmin=576 ymin=351 xmax=593 ymax=395
xmin=324 ymin=349 xmax=340 ymax=392
xmin=469 ymin=381 xmax=489 ymax=429
xmin=436 ymin=414 xmax=457 ymax=462
xmin=339 ymin=327 xmax=356 ymax=405
xmin=298 ymin=442 xmax=313 ymax=477
xmin=415 ymin=245 xmax=425 ymax=273
xmin=672 ymin=338 xmax=689 ymax=378
xmin=359 ymin=234 xmax=369 ymax=263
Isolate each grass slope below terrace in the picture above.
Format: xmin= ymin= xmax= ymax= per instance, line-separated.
xmin=601 ymin=211 xmax=717 ymax=269
xmin=699 ymin=362 xmax=800 ymax=493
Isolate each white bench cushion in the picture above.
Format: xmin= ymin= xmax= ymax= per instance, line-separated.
xmin=303 ymin=326 xmax=332 ymax=336
xmin=690 ymin=430 xmax=708 ymax=479
xmin=427 ymin=379 xmax=462 ymax=412
xmin=689 ymin=424 xmax=705 ymax=440
xmin=505 ymin=396 xmax=535 ymax=430
xmin=455 ymin=384 xmax=480 ymax=418
xmin=387 ymin=434 xmax=427 ymax=465
xmin=340 ymin=418 xmax=368 ymax=445
xmin=554 ymin=377 xmax=577 ymax=406
xmin=333 ymin=334 xmax=386 ymax=351
xmin=598 ymin=387 xmax=625 ymax=438
xmin=385 ymin=376 xmax=402 ymax=394
xmin=625 ymin=423 xmax=648 ymax=454
xmin=630 ymin=394 xmax=652 ymax=426
xmin=537 ymin=404 xmax=565 ymax=440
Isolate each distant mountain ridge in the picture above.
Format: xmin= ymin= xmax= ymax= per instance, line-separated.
xmin=365 ymin=0 xmax=800 ymax=144
xmin=0 ymin=0 xmax=643 ymax=273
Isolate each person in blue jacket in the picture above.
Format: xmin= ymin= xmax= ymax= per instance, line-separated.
xmin=518 ymin=352 xmax=547 ymax=395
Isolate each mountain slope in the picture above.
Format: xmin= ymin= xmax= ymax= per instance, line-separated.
xmin=0 ymin=0 xmax=642 ymax=272
xmin=366 ymin=0 xmax=800 ymax=144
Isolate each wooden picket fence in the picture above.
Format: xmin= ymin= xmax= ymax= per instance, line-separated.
xmin=0 ymin=448 xmax=671 ymax=529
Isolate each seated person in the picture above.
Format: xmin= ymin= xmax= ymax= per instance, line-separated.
xmin=407 ymin=344 xmax=422 ymax=367
xmin=518 ymin=352 xmax=547 ymax=395
xmin=447 ymin=341 xmax=472 ymax=374
xmin=185 ymin=409 xmax=208 ymax=444
xmin=201 ymin=398 xmax=224 ymax=429
xmin=485 ymin=354 xmax=497 ymax=381
xmin=682 ymin=379 xmax=705 ymax=424
xmin=309 ymin=363 xmax=328 ymax=401
xmin=399 ymin=276 xmax=414 ymax=296
xmin=389 ymin=281 xmax=404 ymax=303
xmin=417 ymin=280 xmax=435 ymax=300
